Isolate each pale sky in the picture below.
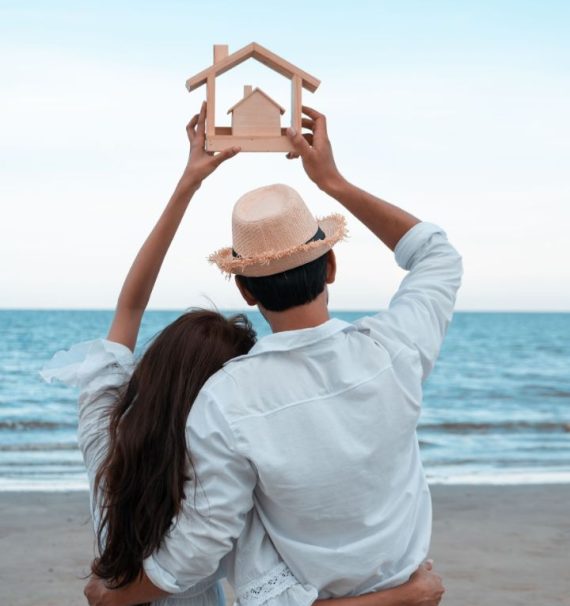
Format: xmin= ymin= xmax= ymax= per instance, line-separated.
xmin=1 ymin=1 xmax=569 ymax=311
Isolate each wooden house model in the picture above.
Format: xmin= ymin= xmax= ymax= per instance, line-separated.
xmin=186 ymin=42 xmax=320 ymax=152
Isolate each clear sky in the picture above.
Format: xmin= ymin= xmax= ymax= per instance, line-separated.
xmin=1 ymin=1 xmax=569 ymax=310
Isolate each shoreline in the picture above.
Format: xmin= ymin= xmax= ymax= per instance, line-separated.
xmin=1 ymin=485 xmax=568 ymax=605
xmin=3 ymin=471 xmax=570 ymax=492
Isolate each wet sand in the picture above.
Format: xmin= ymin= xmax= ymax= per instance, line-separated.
xmin=1 ymin=485 xmax=568 ymax=605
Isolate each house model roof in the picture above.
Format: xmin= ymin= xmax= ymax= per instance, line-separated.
xmin=227 ymin=88 xmax=286 ymax=115
xmin=186 ymin=42 xmax=321 ymax=93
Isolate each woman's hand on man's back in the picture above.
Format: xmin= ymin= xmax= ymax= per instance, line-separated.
xmin=406 ymin=560 xmax=445 ymax=605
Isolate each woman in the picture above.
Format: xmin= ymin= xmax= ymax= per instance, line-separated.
xmin=43 ymin=103 xmax=444 ymax=606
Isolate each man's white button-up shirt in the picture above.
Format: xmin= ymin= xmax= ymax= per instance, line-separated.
xmin=144 ymin=222 xmax=463 ymax=597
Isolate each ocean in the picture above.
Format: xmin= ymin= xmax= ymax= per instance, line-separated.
xmin=0 ymin=310 xmax=569 ymax=490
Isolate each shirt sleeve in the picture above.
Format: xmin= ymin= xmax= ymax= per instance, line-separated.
xmin=40 ymin=339 xmax=135 ymax=493
xmin=355 ymin=222 xmax=463 ymax=381
xmin=143 ymin=388 xmax=258 ymax=593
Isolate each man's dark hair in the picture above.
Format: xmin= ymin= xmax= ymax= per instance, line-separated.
xmin=236 ymin=252 xmax=329 ymax=312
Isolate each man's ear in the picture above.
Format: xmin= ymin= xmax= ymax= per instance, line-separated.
xmin=234 ymin=275 xmax=258 ymax=306
xmin=325 ymin=249 xmax=337 ymax=284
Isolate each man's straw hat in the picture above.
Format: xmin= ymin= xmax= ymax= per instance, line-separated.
xmin=209 ymin=184 xmax=348 ymax=277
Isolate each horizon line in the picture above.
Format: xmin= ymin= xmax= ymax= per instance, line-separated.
xmin=1 ymin=308 xmax=569 ymax=314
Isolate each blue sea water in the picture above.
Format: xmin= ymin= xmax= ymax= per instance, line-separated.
xmin=0 ymin=310 xmax=569 ymax=490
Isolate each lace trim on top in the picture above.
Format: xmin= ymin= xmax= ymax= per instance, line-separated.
xmin=236 ymin=562 xmax=298 ymax=606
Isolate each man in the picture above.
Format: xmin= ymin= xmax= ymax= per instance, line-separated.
xmin=86 ymin=106 xmax=461 ymax=604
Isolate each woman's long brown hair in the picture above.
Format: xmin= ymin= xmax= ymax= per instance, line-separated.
xmin=92 ymin=309 xmax=256 ymax=588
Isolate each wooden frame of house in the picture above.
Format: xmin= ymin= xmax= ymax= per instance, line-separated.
xmin=186 ymin=42 xmax=320 ymax=152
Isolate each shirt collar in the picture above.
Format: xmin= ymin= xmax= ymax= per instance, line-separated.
xmin=225 ymin=317 xmax=357 ymax=364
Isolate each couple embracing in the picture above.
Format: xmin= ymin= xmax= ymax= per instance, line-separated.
xmin=43 ymin=102 xmax=461 ymax=606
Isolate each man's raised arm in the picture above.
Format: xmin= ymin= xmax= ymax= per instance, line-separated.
xmin=286 ymin=106 xmax=420 ymax=250
xmin=287 ymin=108 xmax=462 ymax=380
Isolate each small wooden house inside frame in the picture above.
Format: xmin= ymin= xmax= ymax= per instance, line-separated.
xmin=186 ymin=42 xmax=321 ymax=152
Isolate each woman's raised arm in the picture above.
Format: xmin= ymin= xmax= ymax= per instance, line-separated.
xmin=106 ymin=102 xmax=240 ymax=351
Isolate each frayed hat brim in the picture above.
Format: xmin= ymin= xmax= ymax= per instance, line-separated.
xmin=209 ymin=214 xmax=348 ymax=277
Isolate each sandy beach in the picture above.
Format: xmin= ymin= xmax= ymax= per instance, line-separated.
xmin=1 ymin=485 xmax=568 ymax=606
